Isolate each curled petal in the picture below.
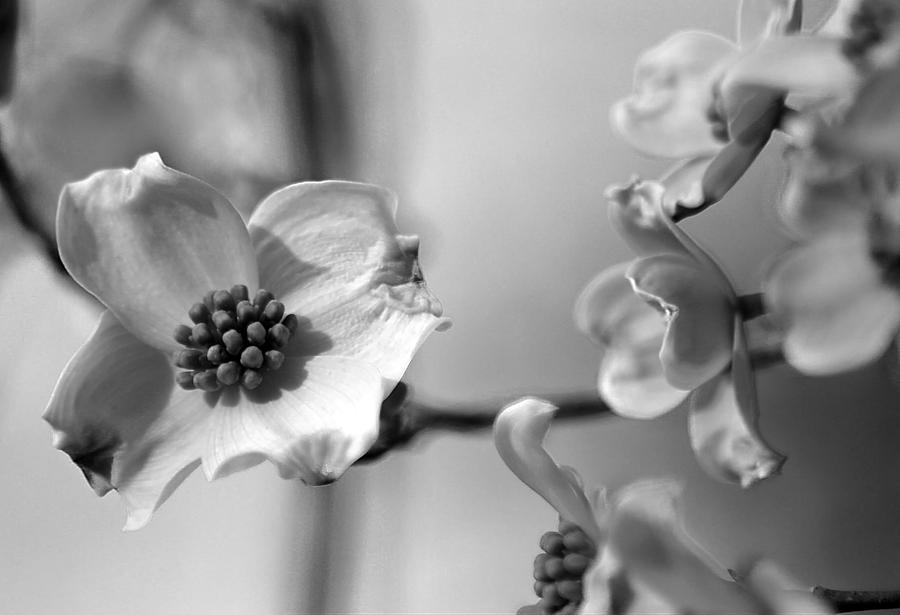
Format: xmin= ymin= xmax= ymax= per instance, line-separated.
xmin=609 ymin=480 xmax=761 ymax=614
xmin=722 ymin=35 xmax=859 ymax=99
xmin=575 ymin=265 xmax=689 ymax=417
xmin=204 ymin=355 xmax=383 ymax=484
xmin=690 ymin=314 xmax=785 ymax=488
xmin=249 ymin=182 xmax=448 ymax=391
xmin=612 ymin=31 xmax=738 ymax=159
xmin=660 ymin=157 xmax=712 ymax=213
xmin=627 ymin=254 xmax=733 ymax=390
xmin=700 ymin=128 xmax=773 ymax=206
xmin=606 ymin=178 xmax=687 ymax=256
xmin=493 ymin=398 xmax=602 ymax=543
xmin=43 ymin=311 xmax=212 ymax=530
xmin=689 ymin=372 xmax=785 ymax=488
xmin=766 ymin=233 xmax=900 ymax=374
xmin=738 ymin=0 xmax=802 ymax=47
xmin=57 ymin=153 xmax=259 ymax=354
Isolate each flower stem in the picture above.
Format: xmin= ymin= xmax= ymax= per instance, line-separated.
xmin=358 ymin=385 xmax=611 ymax=463
xmin=813 ymin=586 xmax=900 ymax=612
xmin=0 ymin=142 xmax=66 ymax=275
xmin=737 ymin=292 xmax=766 ymax=320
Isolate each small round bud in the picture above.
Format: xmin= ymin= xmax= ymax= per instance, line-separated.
xmin=533 ymin=554 xmax=552 ymax=582
xmin=222 ymin=329 xmax=244 ymax=355
xmin=540 ymin=532 xmax=565 ymax=555
xmin=216 ymin=362 xmax=241 ymax=386
xmin=240 ymin=346 xmax=264 ymax=369
xmin=281 ymin=313 xmax=299 ymax=332
xmin=193 ymin=369 xmax=220 ymax=392
xmin=174 ymin=324 xmax=193 ymax=345
xmin=192 ymin=323 xmax=214 ymax=346
xmin=267 ymin=323 xmax=291 ymax=348
xmin=174 ymin=349 xmax=204 ymax=369
xmin=533 ymin=580 xmax=546 ymax=598
xmin=175 ymin=371 xmax=196 ymax=390
xmin=246 ymin=321 xmax=267 ymax=346
xmin=562 ymin=530 xmax=595 ymax=557
xmin=557 ymin=603 xmax=579 ymax=615
xmin=263 ymin=300 xmax=285 ymax=323
xmin=545 ymin=557 xmax=566 ymax=581
xmin=203 ymin=290 xmax=216 ymax=310
xmin=557 ymin=580 xmax=582 ymax=603
xmin=207 ymin=344 xmax=227 ymax=365
xmin=253 ymin=289 xmax=274 ymax=310
xmin=557 ymin=520 xmax=580 ymax=535
xmin=540 ymin=584 xmax=564 ymax=608
xmin=230 ymin=284 xmax=249 ymax=302
xmin=189 ymin=302 xmax=210 ymax=324
xmin=213 ymin=290 xmax=236 ymax=312
xmin=212 ymin=310 xmax=235 ymax=332
xmin=242 ymin=369 xmax=263 ymax=390
xmin=264 ymin=350 xmax=285 ymax=370
xmin=562 ymin=553 xmax=590 ymax=576
xmin=236 ymin=301 xmax=257 ymax=327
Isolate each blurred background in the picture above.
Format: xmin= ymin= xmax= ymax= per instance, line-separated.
xmin=1 ymin=1 xmax=899 ymax=613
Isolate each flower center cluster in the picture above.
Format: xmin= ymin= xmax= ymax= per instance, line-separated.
xmin=531 ymin=519 xmax=597 ymax=615
xmin=172 ymin=284 xmax=298 ymax=392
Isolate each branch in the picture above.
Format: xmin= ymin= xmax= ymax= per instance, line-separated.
xmin=357 ymin=384 xmax=612 ymax=463
xmin=813 ymin=586 xmax=900 ymax=613
xmin=0 ymin=142 xmax=66 ymax=274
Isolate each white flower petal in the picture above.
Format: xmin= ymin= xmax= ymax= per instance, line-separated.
xmin=660 ymin=157 xmax=713 ymax=212
xmin=43 ymin=311 xmax=213 ymax=530
xmin=743 ymin=561 xmax=834 ymax=614
xmin=689 ymin=371 xmax=785 ymax=488
xmin=737 ymin=0 xmax=802 ymax=47
xmin=701 ymin=132 xmax=774 ymax=207
xmin=766 ymin=233 xmax=900 ymax=374
xmin=609 ymin=480 xmax=761 ymax=614
xmin=599 ymin=344 xmax=691 ymax=420
xmin=627 ymin=254 xmax=734 ymax=390
xmin=57 ymin=153 xmax=259 ymax=354
xmin=575 ymin=264 xmax=689 ymax=417
xmin=778 ymin=147 xmax=872 ymax=239
xmin=204 ymin=355 xmax=383 ymax=484
xmin=249 ymin=181 xmax=448 ymax=391
xmin=579 ymin=547 xmax=680 ymax=615
xmin=606 ymin=179 xmax=689 ymax=256
xmin=612 ymin=31 xmax=738 ymax=159
xmin=493 ymin=398 xmax=602 ymax=543
xmin=722 ymin=35 xmax=859 ymax=99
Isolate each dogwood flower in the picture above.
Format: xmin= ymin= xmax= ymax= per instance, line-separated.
xmin=611 ymin=0 xmax=802 ymax=215
xmin=494 ymin=399 xmax=828 ymax=615
xmin=574 ymin=178 xmax=783 ymax=487
xmin=44 ymin=153 xmax=449 ymax=530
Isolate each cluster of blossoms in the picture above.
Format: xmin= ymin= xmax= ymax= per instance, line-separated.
xmin=33 ymin=0 xmax=900 ymax=610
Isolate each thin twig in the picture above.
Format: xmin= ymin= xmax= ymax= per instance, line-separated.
xmin=813 ymin=586 xmax=900 ymax=613
xmin=358 ymin=386 xmax=612 ymax=463
xmin=0 ymin=143 xmax=65 ymax=274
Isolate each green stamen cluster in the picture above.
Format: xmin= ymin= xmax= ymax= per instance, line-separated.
xmin=531 ymin=520 xmax=597 ymax=615
xmin=173 ymin=284 xmax=298 ymax=392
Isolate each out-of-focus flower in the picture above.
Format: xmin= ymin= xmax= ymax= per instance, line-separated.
xmin=44 ymin=153 xmax=449 ymax=530
xmin=765 ymin=82 xmax=900 ymax=375
xmin=494 ymin=399 xmax=829 ymax=615
xmin=611 ymin=0 xmax=802 ymax=215
xmin=575 ymin=178 xmax=783 ymax=487
xmin=6 ymin=0 xmax=313 ymax=241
